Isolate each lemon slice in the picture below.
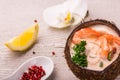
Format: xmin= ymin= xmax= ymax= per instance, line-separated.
xmin=5 ymin=23 xmax=39 ymax=51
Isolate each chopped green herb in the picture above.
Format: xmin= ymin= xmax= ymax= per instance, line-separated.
xmin=107 ymin=47 xmax=116 ymax=61
xmin=99 ymin=62 xmax=103 ymax=67
xmin=107 ymin=51 xmax=112 ymax=61
xmin=72 ymin=41 xmax=88 ymax=67
xmin=73 ymin=41 xmax=86 ymax=53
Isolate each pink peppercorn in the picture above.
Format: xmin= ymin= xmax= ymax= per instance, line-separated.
xmin=20 ymin=65 xmax=46 ymax=80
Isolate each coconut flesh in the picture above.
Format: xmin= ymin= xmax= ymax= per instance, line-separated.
xmin=43 ymin=0 xmax=88 ymax=28
xmin=70 ymin=25 xmax=120 ymax=71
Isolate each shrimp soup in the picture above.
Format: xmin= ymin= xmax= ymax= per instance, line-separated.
xmin=70 ymin=25 xmax=120 ymax=71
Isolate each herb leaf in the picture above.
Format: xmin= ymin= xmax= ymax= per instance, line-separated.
xmin=99 ymin=61 xmax=103 ymax=67
xmin=73 ymin=41 xmax=86 ymax=53
xmin=72 ymin=41 xmax=88 ymax=67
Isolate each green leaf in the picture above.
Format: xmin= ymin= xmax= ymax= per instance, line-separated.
xmin=72 ymin=41 xmax=88 ymax=67
xmin=99 ymin=61 xmax=103 ymax=67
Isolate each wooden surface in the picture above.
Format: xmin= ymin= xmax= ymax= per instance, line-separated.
xmin=0 ymin=0 xmax=120 ymax=80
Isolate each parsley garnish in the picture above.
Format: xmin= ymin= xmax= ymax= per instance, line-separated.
xmin=72 ymin=41 xmax=88 ymax=67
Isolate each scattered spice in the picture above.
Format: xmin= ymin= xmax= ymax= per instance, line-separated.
xmin=34 ymin=20 xmax=38 ymax=23
xmin=52 ymin=51 xmax=55 ymax=55
xmin=20 ymin=65 xmax=46 ymax=80
xmin=33 ymin=51 xmax=36 ymax=54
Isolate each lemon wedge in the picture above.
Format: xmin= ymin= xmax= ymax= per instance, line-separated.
xmin=5 ymin=23 xmax=39 ymax=51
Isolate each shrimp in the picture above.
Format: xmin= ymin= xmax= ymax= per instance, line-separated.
xmin=72 ymin=28 xmax=101 ymax=44
xmin=98 ymin=33 xmax=120 ymax=59
xmin=98 ymin=36 xmax=110 ymax=59
xmin=72 ymin=27 xmax=120 ymax=59
xmin=103 ymin=34 xmax=120 ymax=45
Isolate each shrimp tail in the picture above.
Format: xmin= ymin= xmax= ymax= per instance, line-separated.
xmin=113 ymin=37 xmax=120 ymax=45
